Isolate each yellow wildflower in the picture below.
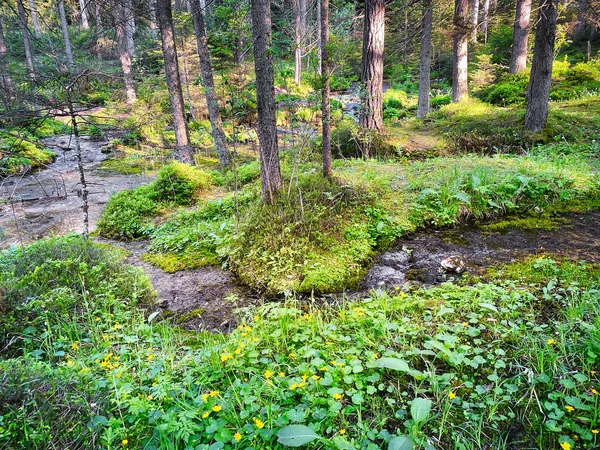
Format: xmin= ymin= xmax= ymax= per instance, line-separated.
xmin=333 ymin=393 xmax=343 ymax=400
xmin=202 ymin=411 xmax=210 ymax=419
xmin=592 ymin=389 xmax=598 ymax=395
xmin=221 ymin=353 xmax=233 ymax=362
xmin=234 ymin=432 xmax=242 ymax=441
xmin=560 ymin=442 xmax=571 ymax=450
xmin=312 ymin=375 xmax=320 ymax=381
xmin=301 ymin=375 xmax=308 ymax=381
xmin=265 ymin=370 xmax=274 ymax=379
xmin=462 ymin=322 xmax=468 ymax=327
xmin=202 ymin=394 xmax=209 ymax=403
xmin=210 ymin=390 xmax=220 ymax=397
xmin=122 ymin=439 xmax=128 ymax=445
xmin=95 ymin=317 xmax=101 ymax=321
xmin=253 ymin=315 xmax=259 ymax=321
xmin=71 ymin=342 xmax=80 ymax=350
xmin=547 ymin=339 xmax=556 ymax=345
xmin=278 ymin=372 xmax=286 ymax=377
xmin=147 ymin=354 xmax=154 ymax=361
xmin=298 ymin=382 xmax=306 ymax=388
xmin=400 ymin=292 xmax=407 ymax=298
xmin=449 ymin=392 xmax=457 ymax=400
xmin=339 ymin=429 xmax=346 ymax=435
xmin=234 ymin=348 xmax=241 ymax=355
xmin=212 ymin=405 xmax=222 ymax=412
xmin=592 ymin=429 xmax=599 ymax=434
xmin=566 ymin=405 xmax=575 ymax=412
xmin=592 ymin=371 xmax=597 ymax=375
xmin=289 ymin=353 xmax=296 ymax=358
xmin=290 ymin=383 xmax=298 ymax=390
xmin=253 ymin=418 xmax=265 ymax=429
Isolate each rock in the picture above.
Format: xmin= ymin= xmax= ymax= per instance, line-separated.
xmin=380 ymin=251 xmax=410 ymax=269
xmin=440 ymin=255 xmax=467 ymax=274
xmin=363 ymin=265 xmax=406 ymax=290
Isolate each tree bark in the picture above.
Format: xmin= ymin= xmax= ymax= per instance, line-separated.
xmin=124 ymin=0 xmax=135 ymax=56
xmin=190 ymin=0 xmax=230 ymax=168
xmin=575 ymin=0 xmax=588 ymax=40
xmin=294 ymin=0 xmax=307 ymax=85
xmin=453 ymin=0 xmax=469 ymax=102
xmin=321 ymin=0 xmax=331 ymax=177
xmin=360 ymin=0 xmax=385 ymax=132
xmin=96 ymin=0 xmax=105 ymax=39
xmin=156 ymin=0 xmax=192 ymax=162
xmin=417 ymin=0 xmax=432 ymax=118
xmin=28 ymin=0 xmax=41 ymax=37
xmin=510 ymin=0 xmax=532 ymax=73
xmin=250 ymin=0 xmax=282 ymax=204
xmin=115 ymin=2 xmax=136 ymax=103
xmin=16 ymin=0 xmax=36 ymax=80
xmin=316 ymin=0 xmax=322 ymax=75
xmin=525 ymin=0 xmax=558 ymax=132
xmin=470 ymin=0 xmax=479 ymax=43
xmin=480 ymin=0 xmax=490 ymax=43
xmin=0 ymin=14 xmax=13 ymax=93
xmin=58 ymin=0 xmax=74 ymax=70
xmin=80 ymin=0 xmax=90 ymax=30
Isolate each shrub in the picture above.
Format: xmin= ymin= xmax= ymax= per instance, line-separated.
xmin=566 ymin=62 xmax=600 ymax=82
xmin=552 ymin=59 xmax=570 ymax=78
xmin=430 ymin=94 xmax=452 ymax=108
xmin=483 ymin=82 xmax=526 ymax=105
xmin=152 ymin=162 xmax=213 ymax=205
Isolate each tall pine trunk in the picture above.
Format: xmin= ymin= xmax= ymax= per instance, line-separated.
xmin=294 ymin=0 xmax=307 ymax=85
xmin=525 ymin=0 xmax=558 ymax=132
xmin=190 ymin=0 xmax=230 ymax=168
xmin=58 ymin=0 xmax=74 ymax=70
xmin=316 ymin=0 xmax=322 ymax=74
xmin=452 ymin=0 xmax=469 ymax=102
xmin=16 ymin=0 xmax=36 ymax=80
xmin=360 ymin=0 xmax=385 ymax=133
xmin=417 ymin=0 xmax=432 ymax=118
xmin=115 ymin=1 xmax=136 ymax=103
xmin=96 ymin=0 xmax=105 ymax=39
xmin=480 ymin=0 xmax=490 ymax=43
xmin=575 ymin=0 xmax=588 ymax=40
xmin=124 ymin=0 xmax=135 ymax=56
xmin=510 ymin=0 xmax=532 ymax=73
xmin=250 ymin=0 xmax=282 ymax=204
xmin=79 ymin=0 xmax=90 ymax=29
xmin=321 ymin=0 xmax=331 ymax=177
xmin=0 ymin=14 xmax=12 ymax=93
xmin=156 ymin=0 xmax=192 ymax=163
xmin=470 ymin=0 xmax=479 ymax=43
xmin=28 ymin=0 xmax=41 ymax=37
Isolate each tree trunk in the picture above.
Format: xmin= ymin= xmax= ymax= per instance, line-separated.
xmin=58 ymin=0 xmax=74 ymax=70
xmin=510 ymin=0 xmax=532 ymax=73
xmin=360 ymin=0 xmax=385 ymax=132
xmin=316 ymin=0 xmax=322 ymax=75
xmin=250 ymin=0 xmax=282 ymax=204
xmin=115 ymin=2 xmax=136 ymax=103
xmin=96 ymin=0 xmax=104 ymax=39
xmin=190 ymin=0 xmax=230 ymax=168
xmin=149 ymin=0 xmax=159 ymax=37
xmin=124 ymin=0 xmax=135 ymax=56
xmin=417 ymin=0 xmax=432 ymax=118
xmin=294 ymin=0 xmax=307 ymax=85
xmin=80 ymin=0 xmax=90 ymax=30
xmin=321 ymin=0 xmax=331 ymax=177
xmin=16 ymin=0 xmax=35 ymax=80
xmin=575 ymin=0 xmax=588 ymax=40
xmin=28 ymin=0 xmax=41 ymax=37
xmin=525 ymin=0 xmax=558 ymax=132
xmin=480 ymin=0 xmax=490 ymax=43
xmin=452 ymin=0 xmax=469 ymax=103
xmin=69 ymin=108 xmax=89 ymax=239
xmin=470 ymin=0 xmax=479 ymax=43
xmin=0 ymin=15 xmax=13 ymax=93
xmin=156 ymin=0 xmax=192 ymax=162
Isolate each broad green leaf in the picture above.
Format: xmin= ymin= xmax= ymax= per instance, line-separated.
xmin=410 ymin=398 xmax=432 ymax=424
xmin=277 ymin=425 xmax=320 ymax=447
xmin=479 ymin=302 xmax=498 ymax=313
xmin=332 ymin=436 xmax=357 ymax=450
xmin=147 ymin=311 xmax=160 ymax=323
xmin=377 ymin=358 xmax=422 ymax=377
xmin=388 ymin=435 xmax=413 ymax=450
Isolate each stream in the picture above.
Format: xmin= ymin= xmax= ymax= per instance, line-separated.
xmin=2 ymin=135 xmax=599 ymax=332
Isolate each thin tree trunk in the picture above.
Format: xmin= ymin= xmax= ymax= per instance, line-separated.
xmin=316 ymin=0 xmax=322 ymax=75
xmin=96 ymin=0 xmax=104 ymax=39
xmin=250 ymin=0 xmax=282 ymax=204
xmin=156 ymin=0 xmax=192 ymax=162
xmin=190 ymin=0 xmax=230 ymax=168
xmin=124 ymin=0 xmax=135 ymax=56
xmin=321 ymin=0 xmax=331 ymax=177
xmin=149 ymin=0 xmax=159 ymax=37
xmin=115 ymin=2 xmax=136 ymax=103
xmin=452 ymin=0 xmax=469 ymax=103
xmin=294 ymin=0 xmax=307 ymax=85
xmin=58 ymin=0 xmax=74 ymax=70
xmin=69 ymin=109 xmax=89 ymax=239
xmin=28 ymin=0 xmax=41 ymax=37
xmin=525 ymin=0 xmax=558 ymax=132
xmin=417 ymin=0 xmax=432 ymax=118
xmin=16 ymin=0 xmax=36 ymax=80
xmin=80 ymin=0 xmax=90 ymax=30
xmin=0 ymin=15 xmax=13 ymax=93
xmin=470 ymin=0 xmax=479 ymax=43
xmin=480 ymin=0 xmax=490 ymax=43
xmin=360 ymin=0 xmax=385 ymax=133
xmin=510 ymin=0 xmax=532 ymax=73
xmin=180 ymin=37 xmax=195 ymax=120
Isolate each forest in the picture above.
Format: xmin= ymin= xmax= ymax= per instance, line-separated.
xmin=1 ymin=0 xmax=600 ymax=448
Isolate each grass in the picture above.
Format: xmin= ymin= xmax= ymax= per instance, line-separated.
xmin=1 ymin=238 xmax=599 ymax=449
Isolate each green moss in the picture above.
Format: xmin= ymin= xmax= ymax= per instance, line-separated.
xmin=142 ymin=251 xmax=219 ymax=273
xmin=175 ymin=308 xmax=206 ymax=324
xmin=481 ymin=213 xmax=567 ymax=233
